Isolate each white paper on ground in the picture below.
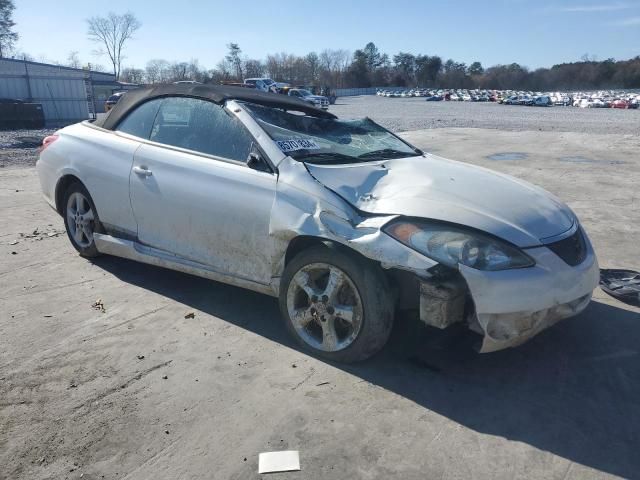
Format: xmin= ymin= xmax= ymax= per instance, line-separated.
xmin=258 ymin=450 xmax=301 ymax=474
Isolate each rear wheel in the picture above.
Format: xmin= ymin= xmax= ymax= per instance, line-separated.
xmin=279 ymin=245 xmax=393 ymax=362
xmin=62 ymin=182 xmax=102 ymax=257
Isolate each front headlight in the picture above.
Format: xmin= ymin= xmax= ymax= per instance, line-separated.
xmin=384 ymin=219 xmax=535 ymax=271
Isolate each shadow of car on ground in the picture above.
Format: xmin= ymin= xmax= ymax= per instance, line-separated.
xmin=94 ymin=255 xmax=640 ymax=479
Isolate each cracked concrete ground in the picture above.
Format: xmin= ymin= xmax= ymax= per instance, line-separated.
xmin=1 ymin=127 xmax=639 ymax=480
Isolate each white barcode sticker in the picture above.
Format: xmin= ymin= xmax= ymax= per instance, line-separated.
xmin=276 ymin=138 xmax=321 ymax=152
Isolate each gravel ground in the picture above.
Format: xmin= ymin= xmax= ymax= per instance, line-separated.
xmin=330 ymin=96 xmax=640 ymax=134
xmin=0 ymin=129 xmax=57 ymax=168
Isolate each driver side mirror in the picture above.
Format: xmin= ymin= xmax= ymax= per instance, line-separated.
xmin=247 ymin=151 xmax=271 ymax=173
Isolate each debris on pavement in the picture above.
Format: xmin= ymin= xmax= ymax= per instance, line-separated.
xmin=137 ymin=355 xmax=145 ymax=360
xmin=9 ymin=240 xmax=18 ymax=245
xmin=18 ymin=227 xmax=63 ymax=242
xmin=91 ymin=299 xmax=106 ymax=313
xmin=184 ymin=311 xmax=195 ymax=319
xmin=600 ymin=269 xmax=640 ymax=307
xmin=258 ymin=450 xmax=300 ymax=474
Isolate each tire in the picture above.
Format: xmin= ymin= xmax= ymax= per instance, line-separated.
xmin=279 ymin=245 xmax=394 ymax=363
xmin=62 ymin=181 xmax=102 ymax=258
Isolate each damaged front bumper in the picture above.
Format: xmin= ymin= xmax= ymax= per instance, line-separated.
xmin=418 ymin=237 xmax=599 ymax=353
xmin=472 ymin=293 xmax=592 ymax=352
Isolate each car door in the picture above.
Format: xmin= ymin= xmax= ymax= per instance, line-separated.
xmin=129 ymin=96 xmax=277 ymax=285
xmin=91 ymin=97 xmax=163 ymax=237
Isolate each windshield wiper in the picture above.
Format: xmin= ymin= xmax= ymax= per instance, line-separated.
xmin=357 ymin=148 xmax=417 ymax=160
xmin=294 ymin=152 xmax=357 ymax=164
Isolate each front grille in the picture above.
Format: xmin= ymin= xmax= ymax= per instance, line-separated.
xmin=545 ymin=228 xmax=587 ymax=266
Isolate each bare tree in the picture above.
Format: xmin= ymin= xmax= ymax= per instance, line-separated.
xmin=318 ymin=49 xmax=351 ymax=87
xmin=169 ymin=61 xmax=188 ymax=81
xmin=67 ymin=51 xmax=82 ymax=69
xmin=145 ymin=59 xmax=169 ymax=84
xmin=14 ymin=51 xmax=33 ymax=61
xmin=0 ymin=0 xmax=17 ymax=58
xmin=120 ymin=67 xmax=144 ymax=84
xmin=305 ymin=52 xmax=320 ymax=84
xmin=243 ymin=59 xmax=264 ymax=79
xmin=225 ymin=43 xmax=243 ymax=80
xmin=186 ymin=59 xmax=205 ymax=83
xmin=87 ymin=12 xmax=141 ymax=79
xmin=215 ymin=58 xmax=232 ymax=81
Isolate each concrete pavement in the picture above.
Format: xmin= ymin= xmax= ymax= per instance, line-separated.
xmin=1 ymin=128 xmax=639 ymax=480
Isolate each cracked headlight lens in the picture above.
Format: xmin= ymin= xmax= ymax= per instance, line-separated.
xmin=384 ymin=219 xmax=535 ymax=271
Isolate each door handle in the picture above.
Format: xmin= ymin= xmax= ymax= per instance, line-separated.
xmin=133 ymin=166 xmax=152 ymax=177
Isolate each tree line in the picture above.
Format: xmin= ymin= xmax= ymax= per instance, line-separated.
xmin=119 ymin=42 xmax=640 ymax=92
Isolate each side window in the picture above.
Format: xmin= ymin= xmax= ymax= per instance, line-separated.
xmin=149 ymin=97 xmax=254 ymax=162
xmin=115 ymin=99 xmax=163 ymax=139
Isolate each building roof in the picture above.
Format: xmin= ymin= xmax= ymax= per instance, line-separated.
xmin=0 ymin=57 xmax=114 ymax=77
xmin=96 ymin=83 xmax=336 ymax=130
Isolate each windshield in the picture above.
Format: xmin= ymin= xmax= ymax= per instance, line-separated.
xmin=242 ymin=103 xmax=420 ymax=164
xmin=297 ymin=89 xmax=312 ymax=97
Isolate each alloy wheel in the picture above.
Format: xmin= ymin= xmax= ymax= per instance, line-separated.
xmin=66 ymin=192 xmax=95 ymax=248
xmin=286 ymin=263 xmax=364 ymax=352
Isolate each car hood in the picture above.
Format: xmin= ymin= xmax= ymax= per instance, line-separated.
xmin=305 ymin=154 xmax=575 ymax=247
xmin=304 ymin=95 xmax=327 ymax=101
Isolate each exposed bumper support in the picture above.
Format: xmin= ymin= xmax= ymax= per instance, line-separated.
xmin=419 ymin=278 xmax=467 ymax=329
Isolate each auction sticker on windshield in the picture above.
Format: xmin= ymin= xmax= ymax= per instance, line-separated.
xmin=276 ymin=138 xmax=321 ymax=152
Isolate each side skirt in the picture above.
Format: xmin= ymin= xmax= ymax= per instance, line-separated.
xmin=93 ymin=233 xmax=278 ymax=297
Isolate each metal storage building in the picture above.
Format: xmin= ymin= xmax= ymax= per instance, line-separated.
xmin=0 ymin=58 xmax=138 ymax=126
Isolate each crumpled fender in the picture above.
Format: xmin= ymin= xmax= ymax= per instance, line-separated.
xmin=267 ymin=157 xmax=437 ymax=294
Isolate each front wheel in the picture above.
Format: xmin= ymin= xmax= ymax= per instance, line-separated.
xmin=279 ymin=245 xmax=394 ymax=362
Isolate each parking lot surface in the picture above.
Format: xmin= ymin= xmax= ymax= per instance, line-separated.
xmin=1 ymin=101 xmax=639 ymax=479
xmin=331 ymin=95 xmax=640 ymax=134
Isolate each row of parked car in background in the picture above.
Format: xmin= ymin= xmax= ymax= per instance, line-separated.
xmin=376 ymin=88 xmax=640 ymax=109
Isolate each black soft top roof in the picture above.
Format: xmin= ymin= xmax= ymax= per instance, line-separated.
xmin=95 ymin=83 xmax=337 ymax=130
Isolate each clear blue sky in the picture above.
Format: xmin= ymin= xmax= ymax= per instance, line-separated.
xmin=13 ymin=0 xmax=640 ymax=70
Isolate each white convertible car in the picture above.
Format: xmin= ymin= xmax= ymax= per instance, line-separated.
xmin=37 ymin=85 xmax=599 ymax=362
